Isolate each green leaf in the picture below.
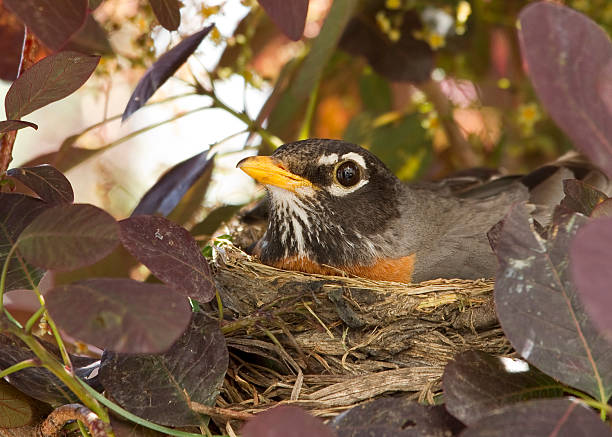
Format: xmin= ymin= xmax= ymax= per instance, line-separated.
xmin=266 ymin=0 xmax=358 ymax=140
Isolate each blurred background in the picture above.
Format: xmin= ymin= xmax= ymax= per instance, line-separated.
xmin=1 ymin=0 xmax=611 ymax=222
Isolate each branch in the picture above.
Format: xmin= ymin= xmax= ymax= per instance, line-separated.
xmin=37 ymin=404 xmax=110 ymax=437
xmin=418 ymin=79 xmax=480 ymax=168
xmin=0 ymin=29 xmax=41 ymax=174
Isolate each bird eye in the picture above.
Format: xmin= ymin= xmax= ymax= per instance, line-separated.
xmin=335 ymin=161 xmax=361 ymax=187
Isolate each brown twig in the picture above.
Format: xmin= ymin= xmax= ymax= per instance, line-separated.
xmin=37 ymin=404 xmax=110 ymax=437
xmin=418 ymin=79 xmax=481 ymax=168
xmin=189 ymin=401 xmax=255 ymax=421
xmin=0 ymin=29 xmax=41 ymax=175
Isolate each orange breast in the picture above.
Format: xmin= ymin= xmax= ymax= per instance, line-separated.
xmin=269 ymin=254 xmax=415 ymax=283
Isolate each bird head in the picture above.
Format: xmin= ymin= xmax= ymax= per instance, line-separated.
xmin=237 ymin=139 xmax=402 ymax=267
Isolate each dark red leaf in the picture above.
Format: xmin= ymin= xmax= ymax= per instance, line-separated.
xmin=242 ymin=405 xmax=336 ymax=437
xmin=0 ymin=380 xmax=35 ymax=428
xmin=64 ymin=14 xmax=113 ymax=55
xmin=443 ymin=351 xmax=563 ymax=425
xmin=17 ymin=203 xmax=119 ymax=271
xmin=149 ymin=0 xmax=181 ymax=31
xmin=494 ymin=203 xmax=612 ymax=402
xmin=518 ymin=3 xmax=612 ymax=178
xmin=4 ymin=51 xmax=100 ymax=119
xmin=122 ymin=25 xmax=214 ymax=121
xmin=257 ymin=0 xmax=308 ymax=41
xmin=461 ymin=399 xmax=612 ymax=437
xmin=4 ymin=0 xmax=88 ymax=52
xmin=0 ymin=5 xmax=25 ymax=82
xmin=131 ymin=151 xmax=214 ymax=217
xmin=571 ymin=217 xmax=612 ymax=341
xmin=560 ymin=179 xmax=608 ymax=216
xmin=0 ymin=194 xmax=49 ymax=291
xmin=0 ymin=333 xmax=100 ymax=404
xmin=88 ymin=0 xmax=103 ymax=9
xmin=46 ymin=278 xmax=191 ymax=353
xmin=0 ymin=120 xmax=38 ymax=133
xmin=7 ymin=165 xmax=73 ymax=204
xmin=99 ymin=313 xmax=228 ymax=426
xmin=339 ymin=11 xmax=433 ymax=83
xmin=329 ymin=398 xmax=463 ymax=437
xmin=119 ymin=216 xmax=215 ymax=302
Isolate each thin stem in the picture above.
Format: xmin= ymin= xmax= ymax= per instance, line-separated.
xmin=25 ymin=305 xmax=45 ymax=333
xmin=66 ymin=92 xmax=196 ymax=143
xmin=203 ymin=90 xmax=282 ymax=150
xmin=0 ymin=358 xmax=38 ymax=379
xmin=297 ymin=78 xmax=320 ymax=140
xmin=3 ymin=307 xmax=22 ymax=328
xmin=0 ymin=245 xmax=18 ymax=312
xmin=9 ymin=329 xmax=108 ymax=422
xmin=88 ymin=105 xmax=213 ymax=156
xmin=29 ymin=285 xmax=72 ymax=368
xmin=216 ymin=289 xmax=223 ymax=321
xmin=563 ymin=386 xmax=611 ymax=420
xmin=78 ymin=377 xmax=225 ymax=437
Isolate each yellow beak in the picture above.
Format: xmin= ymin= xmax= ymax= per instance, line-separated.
xmin=237 ymin=156 xmax=313 ymax=192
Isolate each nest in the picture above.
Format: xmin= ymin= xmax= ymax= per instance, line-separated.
xmin=211 ymin=241 xmax=511 ymax=423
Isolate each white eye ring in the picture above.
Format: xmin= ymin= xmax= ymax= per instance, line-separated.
xmin=328 ymin=160 xmax=369 ymax=196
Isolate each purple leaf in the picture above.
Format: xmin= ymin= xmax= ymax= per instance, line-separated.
xmin=119 ymin=216 xmax=215 ymax=302
xmin=518 ymin=2 xmax=612 ymax=178
xmin=7 ymin=165 xmax=73 ymax=204
xmin=0 ymin=194 xmax=49 ymax=291
xmin=257 ymin=0 xmax=309 ymax=41
xmin=570 ymin=217 xmax=612 ymax=341
xmin=64 ymin=14 xmax=113 ymax=55
xmin=461 ymin=399 xmax=612 ymax=437
xmin=46 ymin=278 xmax=191 ymax=353
xmin=242 ymin=405 xmax=336 ymax=437
xmin=17 ymin=203 xmax=119 ymax=271
xmin=0 ymin=120 xmax=38 ymax=133
xmin=99 ymin=313 xmax=228 ymax=426
xmin=329 ymin=398 xmax=463 ymax=437
xmin=4 ymin=0 xmax=88 ymax=52
xmin=122 ymin=25 xmax=214 ymax=121
xmin=4 ymin=51 xmax=100 ymax=119
xmin=149 ymin=0 xmax=181 ymax=31
xmin=131 ymin=151 xmax=214 ymax=217
xmin=443 ymin=351 xmax=563 ymax=425
xmin=560 ymin=179 xmax=608 ymax=216
xmin=493 ymin=203 xmax=612 ymax=402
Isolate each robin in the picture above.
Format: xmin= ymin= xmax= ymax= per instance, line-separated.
xmin=237 ymin=139 xmax=607 ymax=283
